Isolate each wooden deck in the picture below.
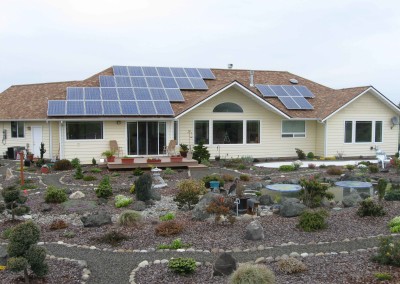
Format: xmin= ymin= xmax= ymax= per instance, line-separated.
xmin=107 ymin=156 xmax=206 ymax=170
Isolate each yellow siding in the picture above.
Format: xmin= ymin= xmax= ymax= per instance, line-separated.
xmin=178 ymin=87 xmax=317 ymax=158
xmin=51 ymin=121 xmax=60 ymax=159
xmin=326 ymin=91 xmax=399 ymax=157
xmin=315 ymin=122 xmax=325 ymax=157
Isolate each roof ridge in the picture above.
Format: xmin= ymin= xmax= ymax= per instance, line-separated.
xmin=10 ymin=80 xmax=80 ymax=88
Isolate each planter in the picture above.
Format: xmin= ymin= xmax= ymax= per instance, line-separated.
xmin=147 ymin=159 xmax=161 ymax=163
xmin=238 ymin=197 xmax=249 ymax=211
xmin=215 ymin=156 xmax=221 ymax=161
xmin=170 ymin=156 xmax=183 ymax=163
xmin=106 ymin=156 xmax=116 ymax=163
xmin=179 ymin=151 xmax=188 ymax=158
xmin=41 ymin=166 xmax=49 ymax=174
xmin=27 ymin=154 xmax=34 ymax=162
xmin=121 ymin=158 xmax=135 ymax=164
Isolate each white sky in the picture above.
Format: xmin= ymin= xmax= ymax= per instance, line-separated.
xmin=1 ymin=0 xmax=399 ymax=105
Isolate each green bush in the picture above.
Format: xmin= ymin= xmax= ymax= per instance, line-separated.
xmin=155 ymin=220 xmax=184 ymax=236
xmin=95 ymin=175 xmax=113 ymax=198
xmin=92 ymin=157 xmax=97 ymax=165
xmin=83 ymin=175 xmax=97 ymax=181
xmin=372 ymin=236 xmax=400 ymax=266
xmin=74 ymin=164 xmax=84 ymax=179
xmin=192 ymin=140 xmax=210 ymax=163
xmin=307 ymin=152 xmax=315 ymax=159
xmin=25 ymin=245 xmax=48 ymax=277
xmin=279 ymin=165 xmax=296 ymax=172
xmin=230 ymin=263 xmax=276 ymax=284
xmin=157 ymin=238 xmax=190 ymax=250
xmin=118 ymin=210 xmax=142 ymax=227
xmin=133 ymin=167 xmax=144 ymax=176
xmin=297 ymin=210 xmax=328 ymax=232
xmin=201 ymin=159 xmax=212 ymax=167
xmin=135 ymin=173 xmax=152 ymax=201
xmin=299 ymin=178 xmax=334 ymax=208
xmin=374 ymin=272 xmax=392 ymax=281
xmin=368 ymin=164 xmax=379 ymax=173
xmin=388 ymin=216 xmax=400 ymax=233
xmin=356 ymin=198 xmax=385 ymax=217
xmin=222 ymin=174 xmax=235 ymax=182
xmin=384 ymin=189 xmax=400 ymax=201
xmin=277 ymin=257 xmax=307 ymax=274
xmin=2 ymin=227 xmax=13 ymax=239
xmin=160 ymin=212 xmax=175 ymax=221
xmin=239 ymin=174 xmax=250 ymax=181
xmin=202 ymin=174 xmax=225 ymax=188
xmin=174 ymin=179 xmax=205 ymax=210
xmin=168 ymin=257 xmax=197 ymax=275
xmin=295 ymin=148 xmax=306 ymax=160
xmin=345 ymin=164 xmax=356 ymax=171
xmin=71 ymin=157 xmax=81 ymax=169
xmin=163 ymin=167 xmax=175 ymax=175
xmin=90 ymin=167 xmax=102 ymax=173
xmin=94 ymin=230 xmax=128 ymax=247
xmin=377 ymin=178 xmax=388 ymax=201
xmin=114 ymin=195 xmax=133 ymax=208
xmin=7 ymin=257 xmax=28 ymax=272
xmin=1 ymin=186 xmax=30 ymax=220
xmin=326 ymin=166 xmax=343 ymax=175
xmin=44 ymin=186 xmax=68 ymax=204
xmin=53 ymin=159 xmax=73 ymax=171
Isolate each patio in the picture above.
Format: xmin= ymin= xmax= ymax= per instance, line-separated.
xmin=106 ymin=156 xmax=204 ymax=170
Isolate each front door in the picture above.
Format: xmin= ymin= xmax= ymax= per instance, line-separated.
xmin=31 ymin=126 xmax=43 ymax=157
xmin=127 ymin=122 xmax=166 ymax=155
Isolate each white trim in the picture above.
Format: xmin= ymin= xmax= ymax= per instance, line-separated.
xmin=343 ymin=120 xmax=384 ymax=144
xmin=324 ymin=121 xmax=328 ymax=157
xmin=65 ymin=121 xmax=104 ymax=140
xmin=31 ymin=126 xmax=43 ymax=158
xmin=175 ymin=81 xmax=291 ymax=119
xmin=49 ymin=122 xmax=52 ymax=160
xmin=281 ymin=120 xmax=306 ymax=138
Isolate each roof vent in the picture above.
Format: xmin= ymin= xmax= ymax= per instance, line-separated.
xmin=249 ymin=70 xmax=254 ymax=87
xmin=227 ymin=64 xmax=233 ymax=69
xmin=289 ymin=78 xmax=298 ymax=84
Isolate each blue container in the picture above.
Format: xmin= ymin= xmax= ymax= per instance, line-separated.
xmin=209 ymin=181 xmax=220 ymax=189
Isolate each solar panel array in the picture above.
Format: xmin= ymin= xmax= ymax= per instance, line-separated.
xmin=255 ymin=84 xmax=314 ymax=110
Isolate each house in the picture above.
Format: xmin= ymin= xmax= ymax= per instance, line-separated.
xmin=0 ymin=66 xmax=399 ymax=164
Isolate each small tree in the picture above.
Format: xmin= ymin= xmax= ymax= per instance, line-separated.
xmin=74 ymin=164 xmax=84 ymax=179
xmin=40 ymin=142 xmax=46 ymax=160
xmin=299 ymin=177 xmax=334 ymax=208
xmin=174 ymin=179 xmax=205 ymax=209
xmin=1 ymin=186 xmax=30 ymax=220
xmin=95 ymin=175 xmax=113 ymax=198
xmin=135 ymin=173 xmax=152 ymax=201
xmin=377 ymin=178 xmax=388 ymax=201
xmin=192 ymin=140 xmax=210 ymax=163
xmin=7 ymin=221 xmax=48 ymax=283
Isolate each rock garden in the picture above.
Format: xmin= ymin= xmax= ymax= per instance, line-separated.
xmin=1 ymin=151 xmax=400 ymax=283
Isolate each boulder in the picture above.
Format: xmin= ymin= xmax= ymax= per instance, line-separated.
xmin=245 ymin=182 xmax=263 ymax=191
xmin=259 ymin=194 xmax=274 ymax=206
xmin=5 ymin=168 xmax=14 ymax=181
xmin=192 ymin=192 xmax=222 ymax=221
xmin=213 ymin=253 xmax=237 ymax=276
xmin=245 ymin=220 xmax=264 ymax=240
xmin=69 ymin=191 xmax=85 ymax=199
xmin=280 ymin=199 xmax=306 ymax=217
xmin=131 ymin=201 xmax=146 ymax=211
xmin=81 ymin=211 xmax=112 ymax=227
xmin=149 ymin=188 xmax=161 ymax=201
xmin=342 ymin=191 xmax=362 ymax=208
xmin=40 ymin=203 xmax=52 ymax=212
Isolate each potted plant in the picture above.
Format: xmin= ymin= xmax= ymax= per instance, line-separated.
xmin=170 ymin=155 xmax=183 ymax=163
xmin=41 ymin=164 xmax=49 ymax=174
xmin=215 ymin=155 xmax=221 ymax=161
xmin=179 ymin=144 xmax=189 ymax=158
xmin=147 ymin=157 xmax=161 ymax=163
xmin=102 ymin=150 xmax=116 ymax=162
xmin=121 ymin=156 xmax=135 ymax=164
xmin=26 ymin=152 xmax=34 ymax=162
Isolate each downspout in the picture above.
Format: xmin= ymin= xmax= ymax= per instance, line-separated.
xmin=59 ymin=121 xmax=63 ymax=159
xmin=48 ymin=121 xmax=52 ymax=160
xmin=324 ymin=120 xmax=328 ymax=157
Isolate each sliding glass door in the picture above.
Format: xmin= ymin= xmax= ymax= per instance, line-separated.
xmin=127 ymin=122 xmax=166 ymax=155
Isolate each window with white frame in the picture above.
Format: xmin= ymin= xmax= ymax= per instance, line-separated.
xmin=344 ymin=120 xmax=382 ymax=143
xmin=11 ymin=121 xmax=24 ymax=138
xmin=66 ymin=122 xmax=103 ymax=140
xmin=194 ymin=120 xmax=209 ymax=144
xmin=246 ymin=120 xmax=260 ymax=143
xmin=213 ymin=121 xmax=243 ymax=144
xmin=282 ymin=120 xmax=305 ymax=138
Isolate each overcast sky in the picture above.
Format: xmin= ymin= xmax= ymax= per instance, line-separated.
xmin=1 ymin=0 xmax=399 ymax=104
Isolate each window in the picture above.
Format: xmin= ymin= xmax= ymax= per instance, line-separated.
xmin=194 ymin=121 xmax=209 ymax=144
xmin=173 ymin=121 xmax=178 ymax=143
xmin=11 ymin=122 xmax=24 ymax=138
xmin=247 ymin=120 xmax=260 ymax=144
xmin=375 ymin=121 xmax=382 ymax=142
xmin=344 ymin=121 xmax=352 ymax=143
xmin=66 ymin=122 xmax=103 ymax=140
xmin=344 ymin=120 xmax=382 ymax=143
xmin=213 ymin=102 xmax=243 ymax=113
xmin=213 ymin=121 xmax=243 ymax=144
xmin=282 ymin=121 xmax=305 ymax=138
xmin=355 ymin=121 xmax=372 ymax=142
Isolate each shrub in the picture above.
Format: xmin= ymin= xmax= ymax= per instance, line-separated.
xmin=384 ymin=189 xmax=400 ymax=201
xmin=326 ymin=166 xmax=343 ymax=175
xmin=135 ymin=173 xmax=152 ymax=201
xmin=2 ymin=227 xmax=13 ymax=239
xmin=118 ymin=210 xmax=142 ymax=227
xmin=299 ymin=177 xmax=334 ymax=208
xmin=155 ymin=220 xmax=184 ymax=236
xmin=357 ymin=198 xmax=385 ymax=217
xmin=49 ymin=219 xmax=68 ymax=230
xmin=163 ymin=167 xmax=175 ymax=175
xmin=279 ymin=165 xmax=296 ymax=172
xmin=94 ymin=230 xmax=128 ymax=246
xmin=44 ymin=186 xmax=68 ymax=204
xmin=206 ymin=196 xmax=235 ymax=224
xmin=174 ymin=179 xmax=205 ymax=210
xmin=201 ymin=159 xmax=212 ymax=167
xmin=133 ymin=167 xmax=144 ymax=176
xmin=222 ymin=174 xmax=235 ymax=182
xmin=62 ymin=231 xmax=76 ymax=238
xmin=71 ymin=158 xmax=81 ymax=169
xmin=202 ymin=174 xmax=225 ymax=188
xmin=308 ymin=163 xmax=316 ymax=169
xmin=114 ymin=195 xmax=133 ymax=208
xmin=319 ymin=164 xmax=327 ymax=168
xmin=277 ymin=257 xmax=307 ymax=274
xmin=90 ymin=167 xmax=102 ymax=173
xmin=1 ymin=186 xmax=30 ymax=220
xmin=157 ymin=238 xmax=190 ymax=250
xmin=372 ymin=236 xmax=400 ymax=266
xmin=53 ymin=159 xmax=73 ymax=171
xmin=377 ymin=178 xmax=388 ymax=201
xmin=230 ymin=263 xmax=275 ymax=284
xmin=389 ymin=216 xmax=400 ymax=233
xmin=223 ymin=158 xmax=243 ymax=168
xmin=192 ymin=140 xmax=210 ymax=163
xmin=297 ymin=210 xmax=328 ymax=232
xmin=307 ymin=152 xmax=315 ymax=159
xmin=95 ymin=175 xmax=113 ymax=198
xmin=295 ymin=148 xmax=306 ymax=160
xmin=92 ymin=157 xmax=97 ymax=165
xmin=237 ymin=164 xmax=247 ymax=170
xmin=83 ymin=175 xmax=97 ymax=181
xmin=160 ymin=212 xmax=175 ymax=221
xmin=368 ymin=164 xmax=379 ymax=173
xmin=74 ymin=164 xmax=84 ymax=179
xmin=129 ymin=184 xmax=135 ymax=194
xmin=374 ymin=272 xmax=392 ymax=281
xmin=345 ymin=164 xmax=356 ymax=171
xmin=292 ymin=160 xmax=303 ymax=170
xmin=239 ymin=174 xmax=250 ymax=181
xmin=168 ymin=257 xmax=196 ymax=275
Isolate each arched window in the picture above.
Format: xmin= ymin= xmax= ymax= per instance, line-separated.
xmin=213 ymin=102 xmax=243 ymax=113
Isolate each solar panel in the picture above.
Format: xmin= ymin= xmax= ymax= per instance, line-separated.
xmin=165 ymin=89 xmax=185 ymax=102
xmin=67 ymin=87 xmax=84 ymax=100
xmin=121 ymin=101 xmax=139 ymax=115
xmin=255 ymin=84 xmax=276 ymax=97
xmin=48 ymin=101 xmax=66 ymax=115
xmin=142 ymin=66 xmax=158 ymax=76
xmin=189 ymin=78 xmax=208 ymax=89
xmin=278 ymin=97 xmax=301 ymax=109
xmin=295 ymin=85 xmax=315 ymax=98
xmin=197 ymin=68 xmax=216 ymax=79
xmin=175 ymin=77 xmax=193 ymax=89
xmin=128 ymin=66 xmax=144 ymax=76
xmin=131 ymin=77 xmax=147 ymax=88
xmin=282 ymin=85 xmax=302 ymax=97
xmin=150 ymin=89 xmax=168 ymax=100
xmin=269 ymin=85 xmax=289 ymax=97
xmin=184 ymin=68 xmax=201 ymax=78
xmin=101 ymin=88 xmax=119 ymax=100
xmin=292 ymin=97 xmax=313 ymax=109
xmin=154 ymin=101 xmax=174 ymax=115
xmin=161 ymin=77 xmax=178 ymax=88
xmin=145 ymin=77 xmax=163 ymax=88
xmin=137 ymin=101 xmax=157 ymax=115
xmin=170 ymin=67 xmax=187 ymax=77
xmin=134 ymin=88 xmax=152 ymax=100
xmin=103 ymin=101 xmax=121 ymax=115
xmin=67 ymin=101 xmax=85 ymax=115
xmin=99 ymin=76 xmax=116 ymax=87
xmin=117 ymin=88 xmax=135 ymax=100
xmin=156 ymin=67 xmax=173 ymax=77
xmin=113 ymin=66 xmax=129 ymax=76
xmin=84 ymin=88 xmax=101 ymax=100
xmin=115 ymin=76 xmax=132 ymax=87
xmin=85 ymin=101 xmax=103 ymax=115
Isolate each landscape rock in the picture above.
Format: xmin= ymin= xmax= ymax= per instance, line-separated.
xmin=192 ymin=192 xmax=222 ymax=221
xmin=69 ymin=191 xmax=85 ymax=199
xmin=245 ymin=182 xmax=263 ymax=191
xmin=280 ymin=199 xmax=306 ymax=217
xmin=259 ymin=194 xmax=274 ymax=206
xmin=0 ymin=246 xmax=7 ymax=265
xmin=245 ymin=220 xmax=264 ymax=240
xmin=149 ymin=188 xmax=161 ymax=201
xmin=342 ymin=191 xmax=362 ymax=207
xmin=213 ymin=253 xmax=237 ymax=276
xmin=81 ymin=211 xmax=112 ymax=227
xmin=131 ymin=201 xmax=146 ymax=211
xmin=40 ymin=203 xmax=52 ymax=212
xmin=5 ymin=168 xmax=14 ymax=181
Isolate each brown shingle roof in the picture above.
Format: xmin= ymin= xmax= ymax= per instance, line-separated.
xmin=0 ymin=67 xmax=372 ymax=120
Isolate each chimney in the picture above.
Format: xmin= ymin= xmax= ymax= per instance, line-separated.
xmin=227 ymin=64 xmax=233 ymax=69
xmin=249 ymin=70 xmax=254 ymax=87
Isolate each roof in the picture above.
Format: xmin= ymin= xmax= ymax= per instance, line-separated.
xmin=0 ymin=66 xmax=393 ymax=120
